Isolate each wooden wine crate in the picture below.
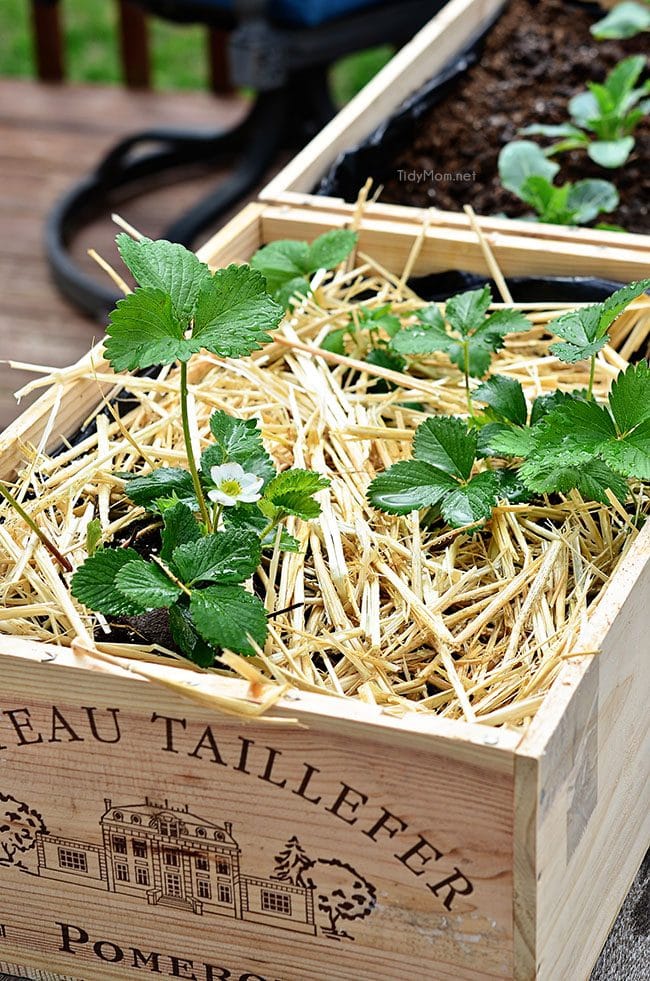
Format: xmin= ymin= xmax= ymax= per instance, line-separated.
xmin=260 ymin=0 xmax=650 ymax=268
xmin=0 ymin=202 xmax=648 ymax=981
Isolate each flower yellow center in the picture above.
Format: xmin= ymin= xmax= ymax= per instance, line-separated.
xmin=220 ymin=479 xmax=242 ymax=496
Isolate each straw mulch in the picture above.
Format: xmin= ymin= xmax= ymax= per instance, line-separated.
xmin=1 ymin=244 xmax=649 ymax=729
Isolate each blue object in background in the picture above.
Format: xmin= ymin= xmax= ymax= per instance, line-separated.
xmin=176 ymin=0 xmax=389 ymax=27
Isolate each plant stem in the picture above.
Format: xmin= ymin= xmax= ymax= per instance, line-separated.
xmin=212 ymin=503 xmax=223 ymax=532
xmin=463 ymin=341 xmax=475 ymax=418
xmin=0 ymin=482 xmax=72 ymax=573
xmin=587 ymin=355 xmax=596 ymax=401
xmin=179 ymin=360 xmax=211 ymax=531
xmin=259 ymin=516 xmax=280 ymax=541
xmin=151 ymin=555 xmax=192 ymax=597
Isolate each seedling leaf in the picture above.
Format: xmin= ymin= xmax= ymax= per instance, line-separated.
xmin=192 ymin=264 xmax=283 ymax=358
xmin=474 ymin=375 xmax=527 ymax=425
xmin=116 ymin=235 xmax=211 ymax=322
xmin=367 ymin=460 xmax=456 ymax=515
xmin=261 ymin=469 xmax=330 ymax=520
xmin=413 ymin=417 xmax=477 ymax=479
xmin=160 ymin=501 xmax=201 ymax=563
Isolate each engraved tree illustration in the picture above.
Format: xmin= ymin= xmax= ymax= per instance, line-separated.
xmin=304 ymin=858 xmax=376 ymax=940
xmin=272 ymin=836 xmax=312 ymax=887
xmin=0 ymin=793 xmax=47 ymax=868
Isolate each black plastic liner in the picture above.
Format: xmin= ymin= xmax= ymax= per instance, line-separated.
xmin=317 ymin=0 xmax=606 ymax=201
xmin=408 ymin=272 xmax=623 ymax=304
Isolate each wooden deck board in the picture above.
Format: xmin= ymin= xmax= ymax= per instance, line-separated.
xmin=0 ymin=78 xmax=255 ymax=431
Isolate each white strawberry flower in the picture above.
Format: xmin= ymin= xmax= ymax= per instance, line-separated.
xmin=207 ymin=462 xmax=264 ymax=506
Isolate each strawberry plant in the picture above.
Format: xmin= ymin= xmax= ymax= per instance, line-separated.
xmin=520 ymin=56 xmax=650 ymax=168
xmin=251 ymin=229 xmax=357 ymax=309
xmin=390 ymin=285 xmax=529 ymax=412
xmin=369 ymin=281 xmax=650 ymax=529
xmin=498 ymin=142 xmax=620 ymax=223
xmin=66 ymin=236 xmax=330 ymax=664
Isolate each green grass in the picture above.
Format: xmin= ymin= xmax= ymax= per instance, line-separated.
xmin=0 ymin=1 xmax=393 ymax=101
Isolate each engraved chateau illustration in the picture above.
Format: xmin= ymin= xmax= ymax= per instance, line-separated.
xmin=36 ymin=798 xmax=317 ymax=934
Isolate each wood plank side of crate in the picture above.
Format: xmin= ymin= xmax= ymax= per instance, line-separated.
xmin=262 ymin=0 xmax=507 ymax=202
xmin=0 ymin=639 xmax=518 ymax=980
xmin=513 ymin=518 xmax=650 ymax=980
xmin=259 ymin=205 xmax=650 ymax=281
xmin=268 ymin=193 xmax=650 ymax=258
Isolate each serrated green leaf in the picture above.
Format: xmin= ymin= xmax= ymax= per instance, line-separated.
xmin=549 ymin=306 xmax=605 ymax=363
xmin=171 ymin=530 xmax=261 ymax=586
xmin=521 ymin=454 xmax=627 ymax=502
xmin=412 ymin=417 xmax=477 ymax=479
xmin=417 ymin=304 xmax=446 ymax=329
xmin=598 ymin=280 xmax=650 ymax=333
xmin=114 ymin=559 xmax=182 ymax=610
xmin=364 ymin=346 xmax=406 ymax=389
xmin=390 ymin=319 xmax=454 ymax=356
xmin=192 ymin=264 xmax=283 ymax=357
xmin=116 ymin=235 xmax=211 ymax=322
xmin=168 ymin=603 xmax=216 ymax=667
xmin=480 ymin=423 xmax=537 ymax=458
xmin=190 ymin=584 xmax=268 ymax=655
xmin=160 ymin=501 xmax=201 ymax=563
xmin=306 ymin=230 xmax=357 ymax=272
xmin=608 ymin=361 xmax=650 ymax=434
xmin=276 ymin=276 xmax=312 ymax=310
xmin=474 ymin=375 xmax=527 ymax=425
xmin=367 ymin=460 xmax=456 ymax=515
xmin=492 ymin=467 xmax=531 ymax=504
xmin=532 ymin=399 xmax=617 ymax=458
xmin=124 ymin=468 xmax=197 ymax=512
xmin=71 ymin=547 xmax=142 ymax=616
xmin=445 ymin=286 xmax=492 ymax=336
xmin=476 ymin=309 xmax=531 ymax=340
xmin=202 ymin=410 xmax=275 ymax=486
xmin=250 ymin=240 xmax=310 ymax=294
xmin=440 ymin=471 xmax=499 ymax=528
xmin=530 ymin=389 xmax=585 ymax=425
xmin=600 ymin=417 xmax=650 ymax=479
xmin=85 ymin=518 xmax=102 ymax=557
xmin=104 ymin=288 xmax=194 ymax=371
xmin=223 ymin=503 xmax=300 ymax=552
xmin=262 ymin=469 xmax=330 ymax=520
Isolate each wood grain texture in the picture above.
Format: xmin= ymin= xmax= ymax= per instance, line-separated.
xmin=515 ymin=520 xmax=650 ymax=980
xmin=0 ymin=647 xmax=515 ymax=980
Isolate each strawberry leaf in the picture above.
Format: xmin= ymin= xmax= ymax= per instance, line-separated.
xmin=171 ymin=530 xmax=261 ymax=586
xmin=114 ymin=559 xmax=182 ymax=610
xmin=105 ymin=288 xmax=193 ymax=371
xmin=474 ymin=375 xmax=527 ymax=425
xmin=160 ymin=501 xmax=201 ymax=563
xmin=412 ymin=417 xmax=476 ymax=479
xmin=367 ymin=460 xmax=456 ymax=515
xmin=192 ymin=264 xmax=283 ymax=358
xmin=190 ymin=584 xmax=268 ymax=655
xmin=201 ymin=410 xmax=275 ymax=485
xmin=71 ymin=547 xmax=142 ymax=616
xmin=116 ymin=234 xmax=211 ymax=322
xmin=261 ymin=469 xmax=330 ymax=520
xmin=440 ymin=471 xmax=500 ymax=527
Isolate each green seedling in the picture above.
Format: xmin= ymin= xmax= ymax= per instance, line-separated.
xmin=591 ymin=2 xmax=650 ymax=40
xmin=520 ymin=56 xmax=650 ymax=168
xmin=499 ymin=141 xmax=620 ymax=222
xmin=251 ymin=229 xmax=357 ymax=309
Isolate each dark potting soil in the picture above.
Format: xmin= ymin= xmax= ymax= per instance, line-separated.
xmin=378 ymin=0 xmax=650 ymax=233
